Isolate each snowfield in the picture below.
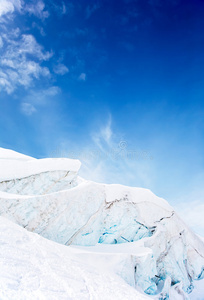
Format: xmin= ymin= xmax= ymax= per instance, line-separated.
xmin=0 ymin=147 xmax=204 ymax=299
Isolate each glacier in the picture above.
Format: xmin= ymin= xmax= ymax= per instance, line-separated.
xmin=0 ymin=147 xmax=204 ymax=299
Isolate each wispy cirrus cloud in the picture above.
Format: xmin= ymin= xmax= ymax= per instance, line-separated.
xmin=92 ymin=115 xmax=113 ymax=149
xmin=75 ymin=113 xmax=155 ymax=188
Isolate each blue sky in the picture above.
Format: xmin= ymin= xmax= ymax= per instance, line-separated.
xmin=1 ymin=0 xmax=204 ymax=233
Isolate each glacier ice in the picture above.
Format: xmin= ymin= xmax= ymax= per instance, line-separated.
xmin=0 ymin=147 xmax=204 ymax=299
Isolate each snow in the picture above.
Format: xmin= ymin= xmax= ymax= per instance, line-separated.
xmin=0 ymin=147 xmax=35 ymax=161
xmin=0 ymin=147 xmax=81 ymax=181
xmin=105 ymin=184 xmax=171 ymax=211
xmin=0 ymin=216 xmax=151 ymax=300
xmin=0 ymin=147 xmax=204 ymax=299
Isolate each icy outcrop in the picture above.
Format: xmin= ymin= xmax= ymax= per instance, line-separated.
xmin=0 ymin=171 xmax=81 ymax=195
xmin=0 ymin=147 xmax=204 ymax=299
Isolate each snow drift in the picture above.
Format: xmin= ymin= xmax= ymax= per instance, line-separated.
xmin=0 ymin=147 xmax=204 ymax=299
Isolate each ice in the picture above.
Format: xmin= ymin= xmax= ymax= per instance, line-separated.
xmin=0 ymin=170 xmax=80 ymax=195
xmin=0 ymin=147 xmax=204 ymax=299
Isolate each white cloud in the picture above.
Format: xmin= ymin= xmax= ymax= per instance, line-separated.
xmin=2 ymin=27 xmax=20 ymax=40
xmin=13 ymin=34 xmax=53 ymax=61
xmin=78 ymin=72 xmax=86 ymax=81
xmin=0 ymin=77 xmax=13 ymax=93
xmin=12 ymin=0 xmax=22 ymax=9
xmin=53 ymin=63 xmax=69 ymax=75
xmin=21 ymin=102 xmax=37 ymax=116
xmin=0 ymin=0 xmax=22 ymax=17
xmin=0 ymin=1 xmax=68 ymax=95
xmin=0 ymin=0 xmax=48 ymax=20
xmin=0 ymin=33 xmax=52 ymax=93
xmin=0 ymin=0 xmax=14 ymax=17
xmin=25 ymin=1 xmax=49 ymax=20
xmin=0 ymin=0 xmax=54 ymax=94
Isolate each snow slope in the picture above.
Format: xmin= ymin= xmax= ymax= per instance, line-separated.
xmin=0 ymin=147 xmax=204 ymax=299
xmin=0 ymin=216 xmax=151 ymax=300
